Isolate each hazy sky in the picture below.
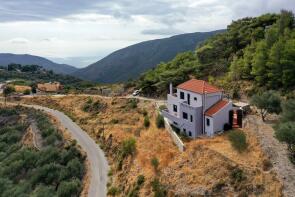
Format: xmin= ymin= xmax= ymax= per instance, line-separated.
xmin=0 ymin=0 xmax=294 ymax=67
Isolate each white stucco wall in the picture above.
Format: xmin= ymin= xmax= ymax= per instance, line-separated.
xmin=204 ymin=93 xmax=222 ymax=111
xmin=177 ymin=88 xmax=203 ymax=107
xmin=205 ymin=116 xmax=214 ymax=136
xmin=212 ymin=102 xmax=233 ymax=133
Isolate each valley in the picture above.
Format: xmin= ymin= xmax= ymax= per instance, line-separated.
xmin=0 ymin=6 xmax=294 ymax=197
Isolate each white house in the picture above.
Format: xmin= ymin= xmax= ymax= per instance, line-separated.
xmin=162 ymin=79 xmax=233 ymax=138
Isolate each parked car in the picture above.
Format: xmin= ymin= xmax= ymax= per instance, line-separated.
xmin=132 ymin=89 xmax=140 ymax=96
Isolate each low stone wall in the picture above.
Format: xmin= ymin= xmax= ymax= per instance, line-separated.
xmin=156 ymin=102 xmax=186 ymax=152
xmin=163 ymin=117 xmax=186 ymax=152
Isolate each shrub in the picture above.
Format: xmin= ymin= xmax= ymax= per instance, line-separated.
xmin=23 ymin=89 xmax=31 ymax=95
xmin=142 ymin=109 xmax=148 ymax=116
xmin=151 ymin=157 xmax=159 ymax=172
xmin=228 ymin=130 xmax=248 ymax=152
xmin=151 ymin=178 xmax=167 ymax=197
xmin=230 ymin=168 xmax=246 ymax=183
xmin=110 ymin=119 xmax=119 ymax=124
xmin=137 ymin=175 xmax=145 ymax=186
xmin=107 ymin=186 xmax=120 ymax=196
xmin=144 ymin=116 xmax=150 ymax=128
xmin=156 ymin=114 xmax=165 ymax=128
xmin=57 ymin=179 xmax=82 ymax=197
xmin=128 ymin=99 xmax=138 ymax=109
xmin=121 ymin=138 xmax=136 ymax=158
xmin=159 ymin=105 xmax=167 ymax=111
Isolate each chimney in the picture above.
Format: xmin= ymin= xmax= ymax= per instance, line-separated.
xmin=169 ymin=83 xmax=173 ymax=95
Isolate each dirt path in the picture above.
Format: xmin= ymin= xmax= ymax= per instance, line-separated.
xmin=29 ymin=121 xmax=43 ymax=150
xmin=244 ymin=115 xmax=295 ymax=197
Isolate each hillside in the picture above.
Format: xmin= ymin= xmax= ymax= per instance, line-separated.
xmin=0 ymin=105 xmax=85 ymax=196
xmin=138 ymin=11 xmax=295 ymax=97
xmin=0 ymin=53 xmax=77 ymax=74
xmin=73 ymin=31 xmax=224 ymax=83
xmin=0 ymin=65 xmax=95 ymax=93
xmin=20 ymin=95 xmax=282 ymax=196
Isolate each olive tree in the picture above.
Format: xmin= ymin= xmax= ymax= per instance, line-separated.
xmin=250 ymin=91 xmax=281 ymax=121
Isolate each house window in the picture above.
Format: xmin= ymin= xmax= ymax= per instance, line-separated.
xmin=173 ymin=121 xmax=178 ymax=125
xmin=183 ymin=128 xmax=186 ymax=133
xmin=194 ymin=97 xmax=197 ymax=101
xmin=190 ymin=115 xmax=193 ymax=122
xmin=173 ymin=104 xmax=177 ymax=112
xmin=187 ymin=93 xmax=190 ymax=105
xmin=180 ymin=91 xmax=184 ymax=99
xmin=189 ymin=131 xmax=192 ymax=136
xmin=182 ymin=112 xmax=188 ymax=119
xmin=206 ymin=118 xmax=210 ymax=126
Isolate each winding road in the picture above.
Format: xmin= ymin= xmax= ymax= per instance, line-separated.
xmin=20 ymin=103 xmax=109 ymax=197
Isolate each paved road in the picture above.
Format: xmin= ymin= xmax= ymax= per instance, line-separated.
xmin=21 ymin=104 xmax=109 ymax=197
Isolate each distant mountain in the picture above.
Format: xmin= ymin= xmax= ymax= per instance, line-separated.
xmin=0 ymin=53 xmax=77 ymax=74
xmin=73 ymin=30 xmax=224 ymax=83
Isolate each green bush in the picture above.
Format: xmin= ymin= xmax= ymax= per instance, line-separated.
xmin=110 ymin=119 xmax=119 ymax=124
xmin=230 ymin=167 xmax=246 ymax=183
xmin=151 ymin=178 xmax=167 ymax=197
xmin=159 ymin=105 xmax=167 ymax=111
xmin=23 ymin=89 xmax=31 ymax=95
xmin=137 ymin=175 xmax=145 ymax=186
xmin=228 ymin=130 xmax=248 ymax=152
xmin=121 ymin=138 xmax=136 ymax=158
xmin=107 ymin=186 xmax=120 ymax=196
xmin=128 ymin=98 xmax=138 ymax=109
xmin=156 ymin=114 xmax=165 ymax=128
xmin=151 ymin=157 xmax=159 ymax=172
xmin=57 ymin=179 xmax=82 ymax=197
xmin=144 ymin=116 xmax=150 ymax=128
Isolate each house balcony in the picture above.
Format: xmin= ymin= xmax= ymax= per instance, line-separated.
xmin=161 ymin=109 xmax=180 ymax=123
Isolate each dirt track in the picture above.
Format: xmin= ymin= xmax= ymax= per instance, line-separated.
xmin=244 ymin=115 xmax=295 ymax=197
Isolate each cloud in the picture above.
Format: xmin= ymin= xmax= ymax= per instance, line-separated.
xmin=9 ymin=37 xmax=30 ymax=44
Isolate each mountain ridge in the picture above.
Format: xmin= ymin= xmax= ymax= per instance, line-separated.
xmin=0 ymin=53 xmax=77 ymax=74
xmin=73 ymin=30 xmax=224 ymax=83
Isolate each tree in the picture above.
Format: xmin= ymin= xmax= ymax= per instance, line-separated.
xmin=3 ymin=86 xmax=15 ymax=105
xmin=275 ymin=122 xmax=295 ymax=148
xmin=280 ymin=99 xmax=295 ymax=122
xmin=266 ymin=39 xmax=284 ymax=88
xmin=251 ymin=41 xmax=269 ymax=86
xmin=281 ymin=39 xmax=295 ymax=89
xmin=278 ymin=10 xmax=294 ymax=35
xmin=57 ymin=179 xmax=82 ymax=197
xmin=250 ymin=91 xmax=281 ymax=121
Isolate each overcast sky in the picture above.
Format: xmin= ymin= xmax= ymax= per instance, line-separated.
xmin=0 ymin=0 xmax=294 ymax=68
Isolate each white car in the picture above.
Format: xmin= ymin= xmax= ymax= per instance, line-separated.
xmin=132 ymin=90 xmax=140 ymax=96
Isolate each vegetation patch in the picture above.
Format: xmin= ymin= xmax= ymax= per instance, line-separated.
xmin=228 ymin=130 xmax=248 ymax=152
xmin=0 ymin=106 xmax=85 ymax=197
xmin=82 ymin=98 xmax=107 ymax=114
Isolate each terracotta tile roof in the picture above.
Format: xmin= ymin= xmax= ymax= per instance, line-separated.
xmin=177 ymin=79 xmax=221 ymax=94
xmin=205 ymin=100 xmax=229 ymax=117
